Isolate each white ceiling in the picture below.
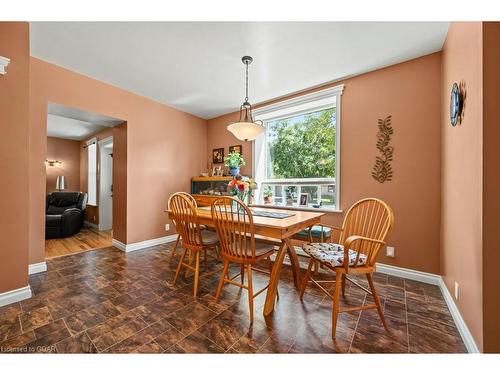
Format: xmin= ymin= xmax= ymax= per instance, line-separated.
xmin=47 ymin=103 xmax=124 ymax=140
xmin=31 ymin=22 xmax=449 ymax=119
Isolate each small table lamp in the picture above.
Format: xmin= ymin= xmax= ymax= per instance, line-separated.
xmin=56 ymin=176 xmax=66 ymax=191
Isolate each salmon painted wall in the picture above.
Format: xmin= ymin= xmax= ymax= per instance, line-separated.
xmin=29 ymin=57 xmax=207 ymax=264
xmin=0 ymin=22 xmax=30 ymax=293
xmin=208 ymin=53 xmax=442 ymax=274
xmin=441 ymin=22 xmax=483 ymax=351
xmin=46 ymin=137 xmax=81 ymax=193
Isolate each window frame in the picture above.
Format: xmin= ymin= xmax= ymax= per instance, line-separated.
xmin=252 ymin=84 xmax=344 ymax=212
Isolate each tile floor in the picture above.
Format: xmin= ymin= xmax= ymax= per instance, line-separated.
xmin=0 ymin=243 xmax=467 ymax=353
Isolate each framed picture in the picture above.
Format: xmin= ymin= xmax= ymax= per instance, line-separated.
xmin=299 ymin=193 xmax=309 ymax=206
xmin=229 ymin=144 xmax=242 ymax=155
xmin=212 ymin=148 xmax=224 ymax=164
xmin=212 ymin=166 xmax=223 ymax=176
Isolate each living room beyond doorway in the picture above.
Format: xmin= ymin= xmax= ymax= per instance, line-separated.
xmin=44 ymin=103 xmax=124 ymax=258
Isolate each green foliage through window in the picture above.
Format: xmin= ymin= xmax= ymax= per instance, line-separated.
xmin=266 ymin=108 xmax=336 ymax=179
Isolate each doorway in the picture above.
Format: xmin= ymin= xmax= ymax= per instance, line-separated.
xmin=44 ymin=103 xmax=125 ymax=259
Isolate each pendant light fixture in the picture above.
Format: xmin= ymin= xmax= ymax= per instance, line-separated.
xmin=227 ymin=56 xmax=264 ymax=142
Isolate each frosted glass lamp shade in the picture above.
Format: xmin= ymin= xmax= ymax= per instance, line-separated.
xmin=227 ymin=121 xmax=264 ymax=142
xmin=56 ymin=176 xmax=67 ymax=191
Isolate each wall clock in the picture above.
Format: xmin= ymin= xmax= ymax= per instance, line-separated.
xmin=450 ymin=82 xmax=463 ymax=127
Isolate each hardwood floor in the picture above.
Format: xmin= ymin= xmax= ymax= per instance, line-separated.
xmin=0 ymin=243 xmax=467 ymax=353
xmin=45 ymin=227 xmax=112 ymax=259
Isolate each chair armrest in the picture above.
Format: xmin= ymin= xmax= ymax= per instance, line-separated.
xmin=342 ymin=235 xmax=386 ymax=270
xmin=61 ymin=208 xmax=84 ymax=236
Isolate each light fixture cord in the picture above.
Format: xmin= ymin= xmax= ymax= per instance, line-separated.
xmin=245 ymin=61 xmax=249 ymax=102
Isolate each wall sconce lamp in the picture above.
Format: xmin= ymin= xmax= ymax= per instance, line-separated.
xmin=45 ymin=159 xmax=62 ymax=167
xmin=0 ymin=56 xmax=10 ymax=75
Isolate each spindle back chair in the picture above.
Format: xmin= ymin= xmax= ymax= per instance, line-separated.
xmin=211 ymin=196 xmax=259 ymax=262
xmin=170 ymin=192 xmax=218 ymax=296
xmin=300 ymin=198 xmax=394 ymax=338
xmin=168 ymin=192 xmax=198 ymax=261
xmin=211 ymin=197 xmax=277 ymax=322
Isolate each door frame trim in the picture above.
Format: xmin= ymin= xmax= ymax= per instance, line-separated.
xmin=98 ymin=136 xmax=113 ymax=231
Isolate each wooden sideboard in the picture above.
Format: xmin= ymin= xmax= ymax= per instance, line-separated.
xmin=191 ymin=176 xmax=233 ymax=207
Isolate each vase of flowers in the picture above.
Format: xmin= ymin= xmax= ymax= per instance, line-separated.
xmin=224 ymin=152 xmax=246 ymax=177
xmin=228 ymin=175 xmax=250 ymax=207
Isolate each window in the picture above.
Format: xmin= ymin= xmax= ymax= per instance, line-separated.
xmin=87 ymin=139 xmax=97 ymax=205
xmin=253 ymin=85 xmax=344 ymax=211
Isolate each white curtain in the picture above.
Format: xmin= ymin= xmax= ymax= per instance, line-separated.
xmin=87 ymin=141 xmax=97 ymax=205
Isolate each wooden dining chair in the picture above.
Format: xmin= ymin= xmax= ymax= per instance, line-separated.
xmin=167 ymin=192 xmax=198 ymax=262
xmin=211 ymin=196 xmax=277 ymax=323
xmin=170 ymin=192 xmax=219 ymax=296
xmin=299 ymin=198 xmax=394 ymax=339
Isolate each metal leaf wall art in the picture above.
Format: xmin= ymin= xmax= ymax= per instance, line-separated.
xmin=372 ymin=115 xmax=394 ymax=183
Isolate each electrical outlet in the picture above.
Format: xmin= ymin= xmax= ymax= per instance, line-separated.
xmin=454 ymin=282 xmax=460 ymax=300
xmin=165 ymin=224 xmax=170 ymax=231
xmin=386 ymin=246 xmax=395 ymax=257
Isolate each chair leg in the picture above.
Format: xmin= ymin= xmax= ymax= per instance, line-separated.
xmin=185 ymin=250 xmax=192 ymax=278
xmin=193 ymin=250 xmax=201 ymax=297
xmin=341 ymin=274 xmax=347 ymax=298
xmin=169 ymin=234 xmax=180 ymax=262
xmin=332 ymin=272 xmax=342 ymax=339
xmin=367 ymin=273 xmax=389 ymax=332
xmin=173 ymin=247 xmax=188 ymax=285
xmin=240 ymin=264 xmax=245 ymax=284
xmin=247 ymin=264 xmax=254 ymax=323
xmin=313 ymin=260 xmax=319 ymax=276
xmin=204 ymin=248 xmax=208 ymax=271
xmin=300 ymin=258 xmax=315 ymax=301
xmin=215 ymin=260 xmax=229 ymax=303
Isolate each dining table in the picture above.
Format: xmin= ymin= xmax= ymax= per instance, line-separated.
xmin=167 ymin=205 xmax=325 ymax=316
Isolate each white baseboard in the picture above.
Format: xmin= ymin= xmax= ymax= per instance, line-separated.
xmin=438 ymin=277 xmax=480 ymax=353
xmin=111 ymin=238 xmax=126 ymax=251
xmin=376 ymin=262 xmax=441 ymax=285
xmin=28 ymin=262 xmax=47 ymax=275
xmin=112 ymin=234 xmax=178 ymax=253
xmin=98 ymin=224 xmax=111 ymax=231
xmin=0 ymin=285 xmax=32 ymax=307
xmin=376 ymin=262 xmax=479 ymax=353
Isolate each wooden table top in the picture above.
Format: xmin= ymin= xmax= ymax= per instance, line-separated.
xmin=194 ymin=205 xmax=323 ymax=228
xmin=167 ymin=206 xmax=325 ymax=240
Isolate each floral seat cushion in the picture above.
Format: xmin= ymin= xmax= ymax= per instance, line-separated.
xmin=302 ymin=242 xmax=367 ymax=267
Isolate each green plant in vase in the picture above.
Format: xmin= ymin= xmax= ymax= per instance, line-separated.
xmin=224 ymin=152 xmax=246 ymax=177
xmin=263 ymin=185 xmax=273 ymax=204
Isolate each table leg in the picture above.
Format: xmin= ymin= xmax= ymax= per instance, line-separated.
xmin=263 ymin=241 xmax=287 ymax=316
xmin=284 ymin=238 xmax=302 ymax=289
